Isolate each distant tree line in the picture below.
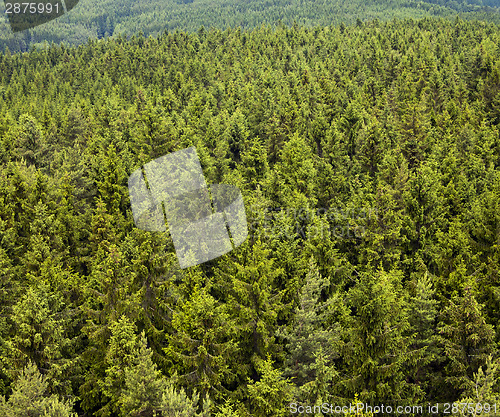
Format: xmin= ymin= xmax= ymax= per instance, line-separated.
xmin=0 ymin=0 xmax=499 ymax=52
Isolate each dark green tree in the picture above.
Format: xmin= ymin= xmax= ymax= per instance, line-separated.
xmin=435 ymin=288 xmax=496 ymax=401
xmin=343 ymin=269 xmax=423 ymax=404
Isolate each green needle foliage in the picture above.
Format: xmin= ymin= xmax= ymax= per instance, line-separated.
xmin=0 ymin=15 xmax=500 ymax=416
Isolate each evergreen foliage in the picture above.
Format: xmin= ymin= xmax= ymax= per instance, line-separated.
xmin=0 ymin=16 xmax=500 ymax=415
xmin=0 ymin=0 xmax=499 ymax=52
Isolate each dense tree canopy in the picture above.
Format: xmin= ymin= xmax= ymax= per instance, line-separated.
xmin=0 ymin=0 xmax=499 ymax=52
xmin=0 ymin=15 xmax=500 ymax=416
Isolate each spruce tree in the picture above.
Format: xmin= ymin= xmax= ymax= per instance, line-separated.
xmin=0 ymin=362 xmax=76 ymax=417
xmin=343 ymin=269 xmax=423 ymax=405
xmin=5 ymin=283 xmax=71 ymax=395
xmin=435 ymin=288 xmax=496 ymax=401
xmin=214 ymin=239 xmax=284 ymax=373
xmin=119 ymin=331 xmax=166 ymax=417
xmin=408 ymin=272 xmax=439 ymax=396
xmin=246 ymin=357 xmax=294 ymax=417
xmin=279 ymin=257 xmax=343 ymax=404
xmin=459 ymin=355 xmax=500 ymax=416
xmin=164 ymin=285 xmax=238 ymax=402
xmin=98 ymin=316 xmax=140 ymax=417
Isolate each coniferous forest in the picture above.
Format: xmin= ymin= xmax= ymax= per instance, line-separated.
xmin=1 ymin=8 xmax=500 ymax=417
xmin=0 ymin=0 xmax=499 ymax=52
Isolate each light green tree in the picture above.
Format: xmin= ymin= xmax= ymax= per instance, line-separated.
xmin=0 ymin=362 xmax=76 ymax=417
xmin=247 ymin=357 xmax=294 ymax=417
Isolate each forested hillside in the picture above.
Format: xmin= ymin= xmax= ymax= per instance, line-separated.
xmin=0 ymin=0 xmax=499 ymax=52
xmin=1 ymin=17 xmax=500 ymax=416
